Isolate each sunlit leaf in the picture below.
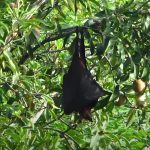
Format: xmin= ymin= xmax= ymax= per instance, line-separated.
xmin=3 ymin=50 xmax=19 ymax=74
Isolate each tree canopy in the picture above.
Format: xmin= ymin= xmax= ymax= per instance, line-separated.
xmin=0 ymin=0 xmax=150 ymax=149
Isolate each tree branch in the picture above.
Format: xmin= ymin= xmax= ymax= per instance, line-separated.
xmin=18 ymin=26 xmax=86 ymax=65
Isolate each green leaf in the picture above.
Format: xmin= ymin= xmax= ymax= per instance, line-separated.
xmin=12 ymin=74 xmax=19 ymax=84
xmin=126 ymin=109 xmax=136 ymax=127
xmin=66 ymin=0 xmax=74 ymax=11
xmin=79 ymin=0 xmax=86 ymax=8
xmin=0 ymin=39 xmax=5 ymax=45
xmin=96 ymin=43 xmax=105 ymax=58
xmin=114 ymin=85 xmax=120 ymax=95
xmin=74 ymin=0 xmax=78 ymax=16
xmin=95 ymin=96 xmax=109 ymax=110
xmin=68 ymin=37 xmax=77 ymax=54
xmin=121 ymin=84 xmax=133 ymax=92
xmin=63 ymin=34 xmax=72 ymax=48
xmin=106 ymin=101 xmax=114 ymax=112
xmin=89 ymin=38 xmax=95 ymax=55
xmin=141 ymin=60 xmax=150 ymax=81
xmin=126 ymin=51 xmax=137 ymax=78
xmin=90 ymin=133 xmax=100 ymax=149
xmin=120 ymin=73 xmax=130 ymax=82
xmin=7 ymin=97 xmax=15 ymax=105
xmin=51 ymin=0 xmax=55 ymax=7
xmin=3 ymin=50 xmax=19 ymax=74
xmin=84 ymin=30 xmax=95 ymax=55
xmin=0 ymin=28 xmax=5 ymax=37
xmin=0 ymin=22 xmax=9 ymax=33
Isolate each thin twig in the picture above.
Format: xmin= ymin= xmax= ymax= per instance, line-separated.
xmin=37 ymin=49 xmax=66 ymax=55
xmin=43 ymin=113 xmax=64 ymax=126
xmin=43 ymin=127 xmax=81 ymax=148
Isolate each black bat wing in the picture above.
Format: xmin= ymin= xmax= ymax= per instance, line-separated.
xmin=79 ymin=70 xmax=105 ymax=102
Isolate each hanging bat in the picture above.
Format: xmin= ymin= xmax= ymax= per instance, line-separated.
xmin=62 ymin=30 xmax=106 ymax=121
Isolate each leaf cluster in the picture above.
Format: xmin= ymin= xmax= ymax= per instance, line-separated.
xmin=0 ymin=0 xmax=150 ymax=149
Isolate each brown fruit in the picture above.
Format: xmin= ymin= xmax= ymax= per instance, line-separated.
xmin=136 ymin=94 xmax=147 ymax=108
xmin=133 ymin=79 xmax=146 ymax=94
xmin=115 ymin=95 xmax=127 ymax=106
xmin=12 ymin=32 xmax=18 ymax=38
xmin=10 ymin=3 xmax=17 ymax=8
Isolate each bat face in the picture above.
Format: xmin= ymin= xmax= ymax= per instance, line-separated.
xmin=79 ymin=107 xmax=92 ymax=121
xmin=62 ymin=30 xmax=106 ymax=121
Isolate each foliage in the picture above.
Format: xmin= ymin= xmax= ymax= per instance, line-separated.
xmin=0 ymin=0 xmax=150 ymax=149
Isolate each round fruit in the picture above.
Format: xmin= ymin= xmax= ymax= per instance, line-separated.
xmin=115 ymin=95 xmax=127 ymax=106
xmin=136 ymin=94 xmax=147 ymax=108
xmin=133 ymin=79 xmax=146 ymax=94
